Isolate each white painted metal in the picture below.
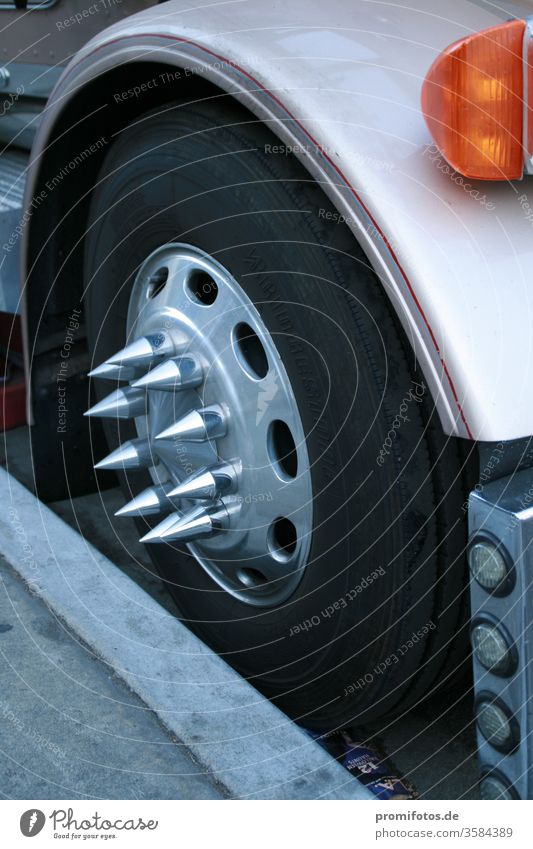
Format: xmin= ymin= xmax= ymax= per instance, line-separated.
xmin=22 ymin=0 xmax=533 ymax=440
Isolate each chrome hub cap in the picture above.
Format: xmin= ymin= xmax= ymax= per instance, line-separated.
xmin=87 ymin=244 xmax=313 ymax=607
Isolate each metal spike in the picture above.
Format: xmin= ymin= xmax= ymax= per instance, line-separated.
xmin=168 ymin=462 xmax=236 ymax=501
xmin=138 ymin=511 xmax=183 ymax=542
xmin=94 ymin=438 xmax=153 ymax=471
xmin=140 ymin=504 xmax=228 ymax=544
xmin=115 ymin=483 xmax=175 ymax=517
xmin=154 ymin=405 xmax=226 ymax=443
xmin=107 ymin=333 xmax=176 ymax=368
xmin=88 ymin=361 xmax=138 ymax=381
xmin=84 ymin=386 xmax=146 ymax=419
xmin=132 ymin=356 xmax=203 ymax=392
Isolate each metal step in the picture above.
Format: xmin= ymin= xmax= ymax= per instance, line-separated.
xmin=0 ymin=149 xmax=28 ymax=314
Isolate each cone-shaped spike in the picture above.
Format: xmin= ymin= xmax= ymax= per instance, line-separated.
xmin=140 ymin=504 xmax=228 ymax=544
xmin=84 ymin=386 xmax=146 ymax=419
xmin=115 ymin=483 xmax=175 ymax=517
xmin=132 ymin=356 xmax=203 ymax=392
xmin=168 ymin=462 xmax=236 ymax=501
xmin=154 ymin=405 xmax=226 ymax=443
xmin=88 ymin=361 xmax=138 ymax=381
xmin=138 ymin=511 xmax=182 ymax=541
xmin=107 ymin=332 xmax=176 ymax=368
xmin=94 ymin=438 xmax=153 ymax=471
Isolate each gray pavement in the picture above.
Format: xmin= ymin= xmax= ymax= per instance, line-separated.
xmin=0 ymin=559 xmax=224 ymax=799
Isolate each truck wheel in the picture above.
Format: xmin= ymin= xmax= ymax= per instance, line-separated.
xmin=84 ymin=99 xmax=468 ymax=728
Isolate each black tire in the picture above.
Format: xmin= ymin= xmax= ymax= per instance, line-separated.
xmin=84 ymin=98 xmax=469 ymax=729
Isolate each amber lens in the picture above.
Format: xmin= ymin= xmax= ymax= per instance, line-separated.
xmin=422 ymin=20 xmax=525 ymax=180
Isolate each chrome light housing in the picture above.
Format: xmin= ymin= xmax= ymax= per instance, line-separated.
xmin=479 ymin=768 xmax=519 ymax=800
xmin=468 ymin=535 xmax=514 ymax=596
xmin=475 ymin=693 xmax=519 ymax=753
xmin=471 ymin=616 xmax=517 ymax=677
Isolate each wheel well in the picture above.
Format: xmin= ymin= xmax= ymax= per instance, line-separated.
xmin=26 ymin=62 xmax=235 ymax=500
xmin=27 ymin=62 xmax=230 ymax=341
xmin=26 ymin=59 xmax=454 ymax=501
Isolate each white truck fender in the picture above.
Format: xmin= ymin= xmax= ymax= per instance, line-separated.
xmin=22 ymin=0 xmax=533 ymax=441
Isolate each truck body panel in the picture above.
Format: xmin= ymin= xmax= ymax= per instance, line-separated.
xmin=20 ymin=0 xmax=533 ymax=441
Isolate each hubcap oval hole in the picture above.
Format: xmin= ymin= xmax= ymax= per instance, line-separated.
xmin=268 ymin=419 xmax=298 ymax=479
xmin=233 ymin=322 xmax=269 ymax=380
xmin=185 ymin=269 xmax=219 ymax=305
xmin=237 ymin=567 xmax=268 ymax=588
xmin=268 ymin=517 xmax=297 ymax=562
xmin=148 ymin=267 xmax=169 ymax=299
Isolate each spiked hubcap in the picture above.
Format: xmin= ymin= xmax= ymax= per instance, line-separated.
xmin=87 ymin=244 xmax=312 ymax=606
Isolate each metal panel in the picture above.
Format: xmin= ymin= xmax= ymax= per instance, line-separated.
xmin=0 ymin=150 xmax=27 ymax=313
xmin=469 ymin=471 xmax=533 ymax=800
xmin=22 ymin=0 xmax=533 ymax=439
xmin=0 ymin=0 xmax=156 ymax=65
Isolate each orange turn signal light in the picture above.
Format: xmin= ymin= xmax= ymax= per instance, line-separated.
xmin=422 ymin=20 xmax=526 ymax=180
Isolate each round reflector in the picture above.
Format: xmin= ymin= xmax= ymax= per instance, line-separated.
xmin=475 ymin=694 xmax=518 ymax=752
xmin=471 ymin=618 xmax=516 ymax=676
xmin=468 ymin=537 xmax=513 ymax=595
xmin=479 ymin=769 xmax=519 ymax=799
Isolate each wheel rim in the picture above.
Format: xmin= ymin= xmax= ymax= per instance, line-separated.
xmin=87 ymin=243 xmax=313 ymax=607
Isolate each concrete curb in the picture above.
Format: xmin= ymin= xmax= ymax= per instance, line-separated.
xmin=0 ymin=468 xmax=372 ymax=800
